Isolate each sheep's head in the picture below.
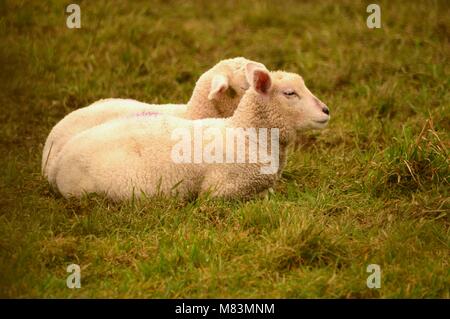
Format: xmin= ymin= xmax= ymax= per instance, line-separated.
xmin=245 ymin=64 xmax=330 ymax=131
xmin=188 ymin=57 xmax=266 ymax=119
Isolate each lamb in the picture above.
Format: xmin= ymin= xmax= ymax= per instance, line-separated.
xmin=50 ymin=63 xmax=330 ymax=201
xmin=42 ymin=57 xmax=264 ymax=178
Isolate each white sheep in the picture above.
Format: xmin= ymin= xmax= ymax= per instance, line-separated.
xmin=50 ymin=63 xmax=330 ymax=200
xmin=42 ymin=57 xmax=264 ymax=178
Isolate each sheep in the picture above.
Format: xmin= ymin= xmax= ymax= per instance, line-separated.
xmin=42 ymin=57 xmax=264 ymax=178
xmin=50 ymin=63 xmax=330 ymax=201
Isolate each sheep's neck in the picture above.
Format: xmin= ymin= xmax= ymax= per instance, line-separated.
xmin=229 ymin=92 xmax=294 ymax=177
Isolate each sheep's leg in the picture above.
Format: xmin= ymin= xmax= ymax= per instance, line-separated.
xmin=200 ymin=169 xmax=275 ymax=200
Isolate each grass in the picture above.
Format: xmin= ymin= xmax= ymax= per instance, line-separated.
xmin=0 ymin=0 xmax=449 ymax=298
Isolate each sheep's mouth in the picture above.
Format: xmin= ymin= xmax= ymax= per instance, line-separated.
xmin=314 ymin=119 xmax=329 ymax=124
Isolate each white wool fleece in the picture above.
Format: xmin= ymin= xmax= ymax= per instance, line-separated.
xmin=42 ymin=57 xmax=264 ymax=179
xmin=51 ymin=64 xmax=330 ymax=201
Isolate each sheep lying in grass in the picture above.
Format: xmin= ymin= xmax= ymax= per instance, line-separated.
xmin=42 ymin=57 xmax=263 ymax=178
xmin=50 ymin=63 xmax=330 ymax=200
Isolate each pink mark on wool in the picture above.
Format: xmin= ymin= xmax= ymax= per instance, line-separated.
xmin=134 ymin=111 xmax=161 ymax=117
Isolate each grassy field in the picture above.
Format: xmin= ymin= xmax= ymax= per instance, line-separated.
xmin=0 ymin=0 xmax=449 ymax=298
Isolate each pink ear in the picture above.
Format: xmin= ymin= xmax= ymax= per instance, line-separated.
xmin=253 ymin=69 xmax=271 ymax=94
xmin=245 ymin=62 xmax=271 ymax=94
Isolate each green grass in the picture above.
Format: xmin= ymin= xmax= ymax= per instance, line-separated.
xmin=0 ymin=0 xmax=449 ymax=298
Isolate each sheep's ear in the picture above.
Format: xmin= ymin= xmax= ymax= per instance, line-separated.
xmin=245 ymin=63 xmax=271 ymax=94
xmin=208 ymin=74 xmax=229 ymax=100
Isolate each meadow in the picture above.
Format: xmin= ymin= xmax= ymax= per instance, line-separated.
xmin=0 ymin=0 xmax=448 ymax=298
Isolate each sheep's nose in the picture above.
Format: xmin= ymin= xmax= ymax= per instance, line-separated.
xmin=322 ymin=106 xmax=330 ymax=115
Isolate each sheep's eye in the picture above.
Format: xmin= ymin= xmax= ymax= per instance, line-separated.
xmin=283 ymin=90 xmax=297 ymax=97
